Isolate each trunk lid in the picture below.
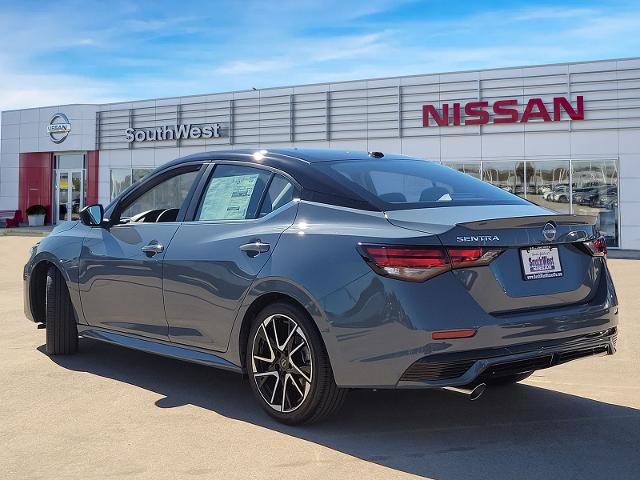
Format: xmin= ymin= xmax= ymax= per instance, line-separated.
xmin=385 ymin=205 xmax=602 ymax=313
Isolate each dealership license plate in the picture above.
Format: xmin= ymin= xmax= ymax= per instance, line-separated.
xmin=521 ymin=246 xmax=563 ymax=280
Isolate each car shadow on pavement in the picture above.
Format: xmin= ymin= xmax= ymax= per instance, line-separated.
xmin=40 ymin=339 xmax=640 ymax=480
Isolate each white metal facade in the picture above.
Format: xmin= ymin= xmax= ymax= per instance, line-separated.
xmin=1 ymin=58 xmax=639 ymax=248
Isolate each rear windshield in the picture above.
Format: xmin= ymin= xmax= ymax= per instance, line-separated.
xmin=319 ymin=159 xmax=528 ymax=209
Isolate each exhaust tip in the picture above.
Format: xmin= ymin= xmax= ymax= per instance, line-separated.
xmin=442 ymin=382 xmax=487 ymax=400
xmin=469 ymin=383 xmax=486 ymax=401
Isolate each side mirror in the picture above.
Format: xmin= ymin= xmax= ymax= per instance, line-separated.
xmin=79 ymin=204 xmax=104 ymax=227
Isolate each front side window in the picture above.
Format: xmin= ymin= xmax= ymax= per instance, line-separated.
xmin=120 ymin=169 xmax=199 ymax=222
xmin=320 ymin=159 xmax=528 ymax=209
xmin=196 ymin=165 xmax=271 ymax=221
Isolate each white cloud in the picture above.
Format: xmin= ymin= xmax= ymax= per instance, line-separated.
xmin=0 ymin=0 xmax=638 ymax=117
xmin=0 ymin=72 xmax=120 ymax=111
xmin=215 ymin=58 xmax=294 ymax=75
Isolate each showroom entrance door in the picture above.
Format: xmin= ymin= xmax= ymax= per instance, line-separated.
xmin=54 ymin=169 xmax=84 ymax=223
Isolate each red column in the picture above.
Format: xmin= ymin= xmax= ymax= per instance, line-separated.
xmin=19 ymin=152 xmax=53 ymax=224
xmin=85 ymin=150 xmax=99 ymax=206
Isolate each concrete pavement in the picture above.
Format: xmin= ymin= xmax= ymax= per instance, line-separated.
xmin=1 ymin=236 xmax=638 ymax=480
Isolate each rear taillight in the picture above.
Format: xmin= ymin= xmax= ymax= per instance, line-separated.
xmin=358 ymin=244 xmax=503 ymax=282
xmin=583 ymin=236 xmax=608 ymax=257
xmin=446 ymin=247 xmax=503 ymax=267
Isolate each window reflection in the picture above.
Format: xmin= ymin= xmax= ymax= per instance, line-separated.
xmin=133 ymin=168 xmax=153 ymax=184
xmin=482 ymin=161 xmax=525 ymax=200
xmin=110 ymin=169 xmax=132 ymax=200
xmin=526 ymin=160 xmax=571 ymax=214
xmin=443 ymin=159 xmax=619 ymax=247
xmin=110 ymin=168 xmax=154 ymax=200
xmin=442 ymin=162 xmax=481 ymax=179
xmin=572 ymin=160 xmax=618 ymax=247
xmin=122 ymin=170 xmax=198 ymax=219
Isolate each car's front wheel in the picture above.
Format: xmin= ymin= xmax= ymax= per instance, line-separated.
xmin=246 ymin=302 xmax=346 ymax=424
xmin=45 ymin=265 xmax=78 ymax=355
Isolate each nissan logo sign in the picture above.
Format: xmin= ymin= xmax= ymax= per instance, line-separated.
xmin=47 ymin=113 xmax=71 ymax=144
xmin=542 ymin=222 xmax=557 ymax=242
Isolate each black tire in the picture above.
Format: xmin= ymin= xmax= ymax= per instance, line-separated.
xmin=484 ymin=371 xmax=533 ymax=386
xmin=246 ymin=302 xmax=346 ymax=425
xmin=45 ymin=265 xmax=78 ymax=355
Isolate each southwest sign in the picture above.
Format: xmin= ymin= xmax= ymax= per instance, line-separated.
xmin=125 ymin=123 xmax=223 ymax=142
xmin=422 ymin=96 xmax=584 ymax=127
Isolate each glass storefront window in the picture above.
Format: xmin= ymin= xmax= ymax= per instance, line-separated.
xmin=526 ymin=160 xmax=571 ymax=214
xmin=133 ymin=168 xmax=153 ymax=184
xmin=110 ymin=168 xmax=154 ymax=200
xmin=110 ymin=169 xmax=133 ymax=200
xmin=442 ymin=159 xmax=619 ymax=247
xmin=572 ymin=160 xmax=619 ymax=247
xmin=482 ymin=161 xmax=526 ymax=200
xmin=55 ymin=154 xmax=85 ymax=170
xmin=442 ymin=162 xmax=481 ymax=178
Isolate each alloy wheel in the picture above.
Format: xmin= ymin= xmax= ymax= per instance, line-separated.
xmin=251 ymin=313 xmax=313 ymax=413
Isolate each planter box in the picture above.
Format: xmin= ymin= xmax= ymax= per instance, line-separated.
xmin=28 ymin=214 xmax=45 ymax=227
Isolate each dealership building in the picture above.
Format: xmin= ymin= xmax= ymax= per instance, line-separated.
xmin=1 ymin=57 xmax=639 ymax=249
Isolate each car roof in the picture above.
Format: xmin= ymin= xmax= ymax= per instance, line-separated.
xmin=161 ymin=148 xmax=414 ymax=211
xmin=167 ymin=147 xmax=410 ymax=167
xmin=162 ymin=148 xmax=420 ymax=211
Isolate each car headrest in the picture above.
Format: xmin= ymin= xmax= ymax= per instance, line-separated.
xmin=379 ymin=192 xmax=407 ymax=203
xmin=420 ymin=187 xmax=450 ymax=202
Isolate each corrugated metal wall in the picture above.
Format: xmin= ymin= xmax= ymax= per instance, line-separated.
xmin=96 ymin=60 xmax=640 ymax=150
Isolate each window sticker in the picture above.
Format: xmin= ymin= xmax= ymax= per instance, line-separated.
xmin=199 ymin=174 xmax=259 ymax=220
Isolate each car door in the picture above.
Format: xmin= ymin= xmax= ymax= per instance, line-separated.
xmin=78 ymin=164 xmax=202 ymax=340
xmin=162 ymin=163 xmax=299 ymax=351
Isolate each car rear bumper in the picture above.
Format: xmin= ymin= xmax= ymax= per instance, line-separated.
xmin=322 ymin=260 xmax=618 ymax=388
xmin=397 ymin=326 xmax=617 ymax=388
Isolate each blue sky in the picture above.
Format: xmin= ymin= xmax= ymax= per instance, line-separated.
xmin=0 ymin=0 xmax=639 ymax=110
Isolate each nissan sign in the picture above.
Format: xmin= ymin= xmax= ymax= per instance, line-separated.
xmin=423 ymin=96 xmax=584 ymax=127
xmin=125 ymin=123 xmax=223 ymax=143
xmin=47 ymin=113 xmax=71 ymax=143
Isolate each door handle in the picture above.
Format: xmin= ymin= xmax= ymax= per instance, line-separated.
xmin=240 ymin=241 xmax=270 ymax=257
xmin=142 ymin=242 xmax=164 ymax=256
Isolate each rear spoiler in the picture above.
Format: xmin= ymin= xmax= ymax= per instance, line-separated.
xmin=459 ymin=214 xmax=597 ymax=230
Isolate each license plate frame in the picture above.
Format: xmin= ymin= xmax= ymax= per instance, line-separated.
xmin=520 ymin=246 xmax=563 ymax=280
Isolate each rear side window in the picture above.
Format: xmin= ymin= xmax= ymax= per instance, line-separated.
xmin=196 ymin=165 xmax=271 ymax=221
xmin=258 ymin=175 xmax=295 ymax=217
xmin=321 ymin=159 xmax=528 ymax=209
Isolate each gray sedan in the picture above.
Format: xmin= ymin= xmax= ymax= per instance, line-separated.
xmin=24 ymin=149 xmax=618 ymax=424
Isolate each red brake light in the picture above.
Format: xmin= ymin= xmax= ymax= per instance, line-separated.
xmin=584 ymin=236 xmax=608 ymax=257
xmin=362 ymin=246 xmax=448 ymax=268
xmin=447 ymin=247 xmax=502 ymax=267
xmin=358 ymin=244 xmax=504 ymax=282
xmin=359 ymin=245 xmax=449 ymax=281
xmin=432 ymin=329 xmax=477 ymax=340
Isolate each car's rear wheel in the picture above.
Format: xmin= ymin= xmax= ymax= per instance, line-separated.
xmin=246 ymin=302 xmax=346 ymax=424
xmin=485 ymin=371 xmax=533 ymax=386
xmin=45 ymin=265 xmax=78 ymax=355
